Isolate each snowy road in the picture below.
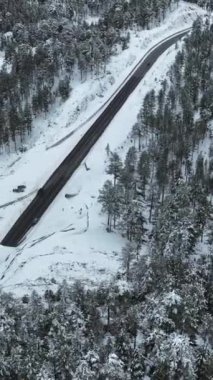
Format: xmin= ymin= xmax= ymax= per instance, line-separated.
xmin=1 ymin=29 xmax=189 ymax=247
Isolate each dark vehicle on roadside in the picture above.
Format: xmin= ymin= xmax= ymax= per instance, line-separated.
xmin=13 ymin=185 xmax=26 ymax=193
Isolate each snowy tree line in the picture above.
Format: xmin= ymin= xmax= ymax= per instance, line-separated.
xmin=188 ymin=0 xmax=213 ymax=9
xmin=97 ymin=17 xmax=213 ymax=377
xmin=99 ymin=16 xmax=213 ymax=243
xmin=0 ymin=0 xmax=180 ymax=152
xmin=0 ymin=232 xmax=212 ymax=380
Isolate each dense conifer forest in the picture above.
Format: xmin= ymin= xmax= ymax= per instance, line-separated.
xmin=0 ymin=11 xmax=212 ymax=379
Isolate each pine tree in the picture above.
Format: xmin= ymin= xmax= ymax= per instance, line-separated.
xmin=137 ymin=151 xmax=150 ymax=197
xmin=106 ymin=152 xmax=123 ymax=185
xmin=98 ymin=180 xmax=123 ymax=231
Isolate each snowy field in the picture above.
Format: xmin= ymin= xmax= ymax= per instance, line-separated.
xmin=0 ymin=2 xmax=208 ymax=295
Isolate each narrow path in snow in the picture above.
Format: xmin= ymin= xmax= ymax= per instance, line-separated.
xmin=0 ymin=191 xmax=36 ymax=209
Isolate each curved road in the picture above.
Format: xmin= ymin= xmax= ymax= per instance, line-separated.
xmin=1 ymin=29 xmax=189 ymax=247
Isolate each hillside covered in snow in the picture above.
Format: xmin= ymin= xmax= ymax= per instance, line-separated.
xmin=0 ymin=0 xmax=209 ymax=293
xmin=0 ymin=0 xmax=213 ymax=378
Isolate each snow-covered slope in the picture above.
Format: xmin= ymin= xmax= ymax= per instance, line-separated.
xmin=0 ymin=2 xmax=208 ymax=295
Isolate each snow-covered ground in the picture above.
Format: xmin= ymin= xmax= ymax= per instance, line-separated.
xmin=0 ymin=2 xmax=208 ymax=295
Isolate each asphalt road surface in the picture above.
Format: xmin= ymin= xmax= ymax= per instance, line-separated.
xmin=1 ymin=29 xmax=189 ymax=247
